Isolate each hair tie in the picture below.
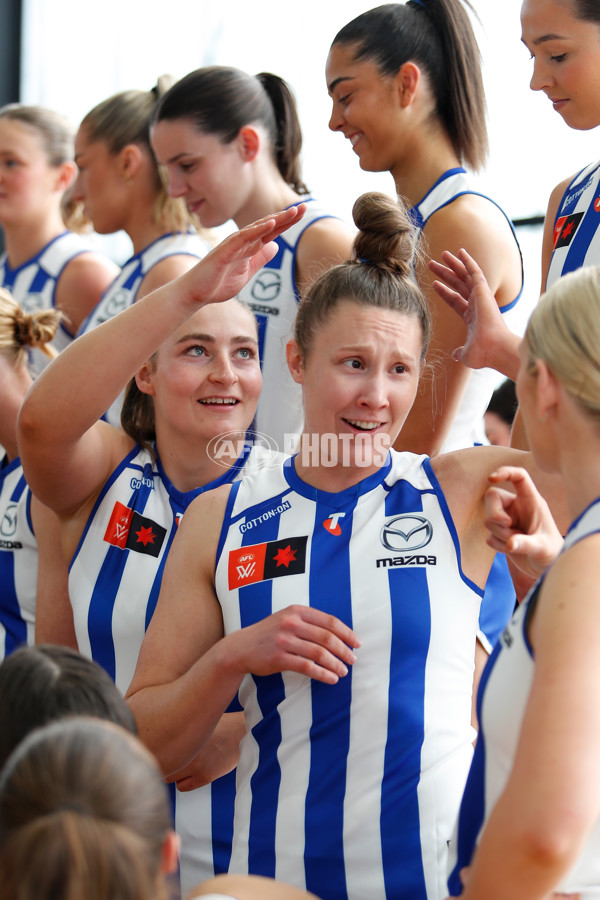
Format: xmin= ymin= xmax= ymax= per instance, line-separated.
xmin=409 ymin=0 xmax=426 ymax=8
xmin=13 ymin=315 xmax=30 ymax=347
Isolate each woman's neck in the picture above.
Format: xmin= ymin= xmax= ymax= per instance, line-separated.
xmin=155 ymin=429 xmax=247 ymax=495
xmin=3 ymin=212 xmax=66 ymax=268
xmin=390 ymin=130 xmax=461 ymax=207
xmin=233 ymin=167 xmax=303 ymax=229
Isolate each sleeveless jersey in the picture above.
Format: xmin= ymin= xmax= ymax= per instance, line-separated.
xmin=238 ymin=200 xmax=341 ymax=450
xmin=77 ymin=230 xmax=209 ymax=427
xmin=68 ymin=441 xmax=284 ymax=897
xmin=215 ymin=450 xmax=483 ymax=900
xmin=409 ymin=168 xmax=527 ymax=453
xmin=546 ymin=158 xmax=600 ymax=290
xmin=0 ymin=231 xmax=96 ymax=375
xmin=0 ymin=456 xmax=37 ymax=661
xmin=448 ymin=498 xmax=600 ymax=897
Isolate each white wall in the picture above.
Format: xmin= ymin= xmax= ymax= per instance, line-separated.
xmin=20 ymin=0 xmax=600 ymax=292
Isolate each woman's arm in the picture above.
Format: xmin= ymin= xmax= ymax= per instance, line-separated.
xmin=18 ymin=205 xmax=307 ymax=516
xmin=394 ymin=195 xmax=522 ymax=455
xmin=55 ymin=251 xmax=120 ymax=336
xmin=31 ymin=495 xmax=77 ymax=647
xmin=459 ymin=540 xmax=600 ymax=899
xmin=126 ymin=485 xmax=360 ymax=777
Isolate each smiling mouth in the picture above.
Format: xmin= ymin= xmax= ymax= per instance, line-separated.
xmin=343 ymin=418 xmax=381 ymax=431
xmin=199 ymin=397 xmax=239 ymax=406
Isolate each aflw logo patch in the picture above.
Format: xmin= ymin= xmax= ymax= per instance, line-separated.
xmin=553 ymin=212 xmax=583 ymax=249
xmin=104 ymin=501 xmax=167 ymax=558
xmin=228 ymin=535 xmax=307 ymax=589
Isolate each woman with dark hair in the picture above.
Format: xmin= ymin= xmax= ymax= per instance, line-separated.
xmin=325 ymin=0 xmax=530 ymax=654
xmin=151 ymin=65 xmax=355 ymax=446
xmin=72 ymin=79 xmax=213 ymax=425
xmin=17 ymin=205 xmax=303 ymax=894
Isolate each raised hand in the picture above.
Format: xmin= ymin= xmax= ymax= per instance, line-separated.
xmin=429 ymin=249 xmax=521 ymax=380
xmin=484 ymin=466 xmax=563 ymax=580
xmin=179 ymin=204 xmax=307 ymax=310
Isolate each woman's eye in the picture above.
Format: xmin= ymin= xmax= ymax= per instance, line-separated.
xmin=394 ymin=364 xmax=406 ymax=374
xmin=550 ymin=53 xmax=566 ymax=63
xmin=187 ymin=345 xmax=206 ymax=357
xmin=344 ymin=358 xmax=362 ymax=370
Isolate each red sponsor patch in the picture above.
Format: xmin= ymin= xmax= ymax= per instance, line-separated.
xmin=104 ymin=501 xmax=133 ymax=549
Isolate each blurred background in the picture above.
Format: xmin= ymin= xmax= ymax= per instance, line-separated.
xmin=3 ymin=0 xmax=600 ymax=304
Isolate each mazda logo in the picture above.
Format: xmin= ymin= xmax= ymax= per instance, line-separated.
xmin=380 ymin=515 xmax=433 ymax=552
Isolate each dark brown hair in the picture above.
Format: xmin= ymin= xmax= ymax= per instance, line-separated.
xmin=294 ymin=191 xmax=430 ymax=359
xmin=331 ymin=0 xmax=488 ymax=171
xmin=153 ymin=66 xmax=309 ymax=195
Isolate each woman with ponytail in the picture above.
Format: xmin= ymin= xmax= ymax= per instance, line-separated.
xmin=325 ymin=1 xmax=531 ymax=655
xmin=127 ymin=191 xmax=565 ymax=899
xmin=0 ymin=288 xmax=67 ymax=661
xmin=73 ymin=79 xmax=213 ymax=425
xmin=151 ymin=66 xmax=355 ymax=447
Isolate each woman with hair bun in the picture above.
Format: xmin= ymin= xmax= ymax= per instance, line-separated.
xmin=73 ymin=79 xmax=213 ymax=425
xmin=151 ymin=65 xmax=355 ymax=447
xmin=0 ymin=104 xmax=119 ymax=375
xmin=0 ymin=288 xmax=68 ymax=661
xmin=127 ymin=191 xmax=566 ymax=900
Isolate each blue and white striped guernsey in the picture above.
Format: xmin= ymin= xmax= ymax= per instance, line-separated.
xmin=69 ymin=442 xmax=284 ymax=897
xmin=0 ymin=456 xmax=37 ymax=660
xmin=448 ymin=497 xmax=600 ymax=898
xmin=238 ymin=200 xmax=341 ymax=448
xmin=0 ymin=231 xmax=96 ymax=374
xmin=215 ymin=450 xmax=482 ymax=900
xmin=546 ymin=159 xmax=600 ymax=290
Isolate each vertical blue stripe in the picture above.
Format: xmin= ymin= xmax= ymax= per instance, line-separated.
xmin=87 ymin=472 xmax=154 ymax=679
xmin=238 ymin=512 xmax=284 ymax=877
xmin=0 ymin=551 xmax=27 ymax=656
xmin=211 ymin=769 xmax=236 ymax=873
xmin=255 ymin=313 xmax=268 ymax=369
xmin=447 ymin=639 xmax=502 ymax=895
xmin=381 ymin=479 xmax=429 ymax=899
xmin=564 ymin=201 xmax=600 ymax=274
xmin=304 ymin=499 xmax=354 ymax=899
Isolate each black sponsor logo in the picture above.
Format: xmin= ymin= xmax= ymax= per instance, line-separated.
xmin=248 ymin=302 xmax=280 ymax=317
xmin=376 ymin=555 xmax=437 ymax=568
xmin=0 ymin=540 xmax=23 ymax=550
xmin=553 ymin=212 xmax=583 ymax=249
xmin=380 ymin=515 xmax=433 ymax=552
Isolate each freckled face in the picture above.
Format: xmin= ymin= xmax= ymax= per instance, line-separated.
xmin=145 ymin=299 xmax=262 ymax=446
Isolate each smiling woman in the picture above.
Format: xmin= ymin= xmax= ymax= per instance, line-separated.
xmin=15 ymin=206 xmax=303 ymax=896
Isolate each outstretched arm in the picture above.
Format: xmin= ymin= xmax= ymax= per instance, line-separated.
xmin=429 ymin=249 xmax=522 ymax=382
xmin=18 ymin=205 xmax=306 ymax=516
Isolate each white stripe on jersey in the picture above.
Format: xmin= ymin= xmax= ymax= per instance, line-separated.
xmin=217 ymin=451 xmax=480 ymax=900
xmin=0 ymin=457 xmax=37 ymax=660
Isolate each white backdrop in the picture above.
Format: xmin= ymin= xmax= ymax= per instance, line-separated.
xmin=20 ymin=0 xmax=600 ymax=295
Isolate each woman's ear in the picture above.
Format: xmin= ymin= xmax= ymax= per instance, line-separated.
xmin=159 ymin=830 xmax=180 ymax=875
xmin=286 ymin=339 xmax=305 ymax=385
xmin=396 ymin=61 xmax=421 ymax=108
xmin=238 ymin=125 xmax=260 ymax=162
xmin=135 ymin=362 xmax=156 ymax=397
xmin=118 ymin=143 xmax=144 ymax=182
xmin=534 ymin=359 xmax=560 ymax=421
xmin=55 ymin=160 xmax=77 ymax=192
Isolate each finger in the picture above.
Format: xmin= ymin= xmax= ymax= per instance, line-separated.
xmin=484 ymin=486 xmax=515 ymax=523
xmin=429 ymin=259 xmax=470 ymax=296
xmin=431 ymin=280 xmax=469 ymax=315
xmin=488 ymin=466 xmax=538 ymax=498
xmin=293 ymin=604 xmax=361 ymax=649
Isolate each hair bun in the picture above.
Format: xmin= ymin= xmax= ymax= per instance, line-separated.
xmin=352 ymin=192 xmax=417 ymax=276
